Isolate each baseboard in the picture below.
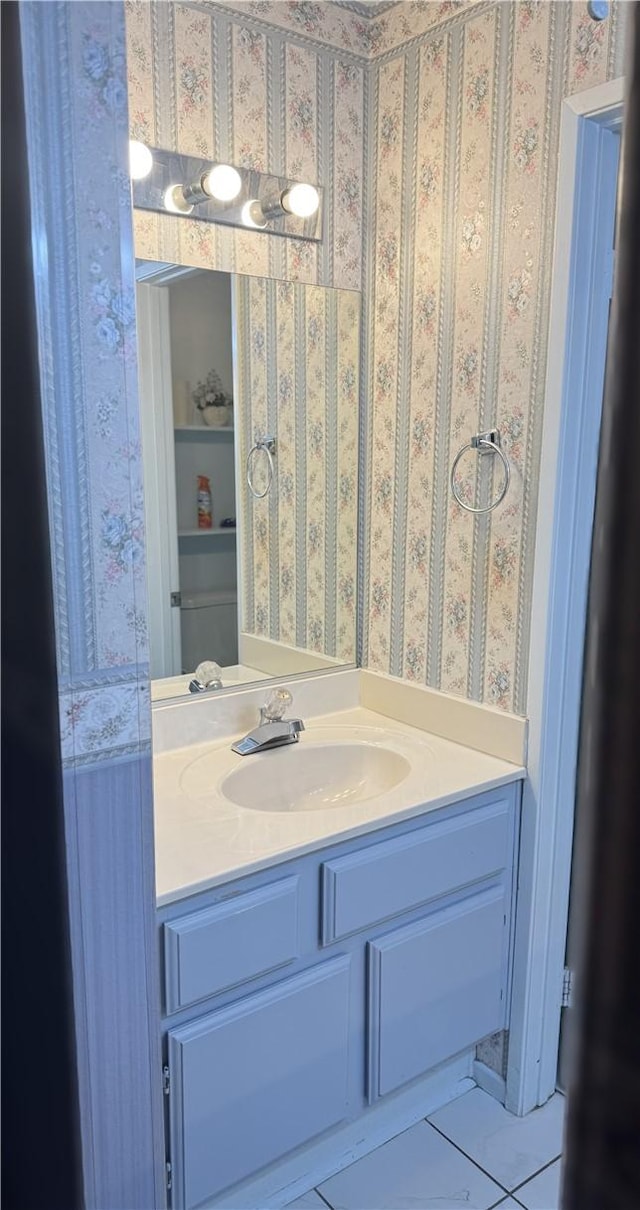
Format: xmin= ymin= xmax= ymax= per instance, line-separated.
xmin=473 ymin=1058 xmax=507 ymax=1104
xmin=211 ymin=1052 xmax=476 ymax=1209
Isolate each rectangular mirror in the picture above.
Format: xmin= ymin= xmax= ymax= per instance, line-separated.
xmin=136 ymin=261 xmax=360 ymax=701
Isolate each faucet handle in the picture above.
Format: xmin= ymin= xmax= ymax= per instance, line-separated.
xmin=260 ymin=687 xmax=293 ymax=723
xmin=189 ymin=661 xmax=223 ymax=693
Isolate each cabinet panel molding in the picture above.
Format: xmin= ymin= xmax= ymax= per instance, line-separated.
xmin=322 ymin=790 xmax=513 ymax=943
xmin=367 ymin=884 xmax=507 ymax=1101
xmin=164 ymin=875 xmax=300 ymax=1013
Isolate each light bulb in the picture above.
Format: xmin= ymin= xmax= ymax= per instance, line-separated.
xmin=241 ymin=199 xmax=268 ymax=229
xmin=163 ymin=184 xmax=194 ymax=215
xmin=281 ymin=183 xmax=320 ymax=218
xmin=129 ymin=139 xmax=153 ymax=180
xmin=202 ymin=164 xmax=242 ymax=202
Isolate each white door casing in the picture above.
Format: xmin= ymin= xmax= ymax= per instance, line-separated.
xmin=136 ymin=281 xmax=182 ymax=679
xmin=506 ymin=78 xmax=623 ymax=1116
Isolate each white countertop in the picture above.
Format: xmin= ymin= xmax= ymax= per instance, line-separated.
xmin=153 ymin=706 xmax=525 ymax=906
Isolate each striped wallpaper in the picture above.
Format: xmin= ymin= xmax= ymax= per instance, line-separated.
xmin=127 ymin=0 xmax=629 ymax=715
xmin=362 ymin=0 xmax=628 ymax=714
xmin=236 ymin=276 xmax=360 ymax=661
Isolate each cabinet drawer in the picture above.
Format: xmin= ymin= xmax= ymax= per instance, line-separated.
xmin=367 ymin=884 xmax=507 ymax=1101
xmin=321 ymin=790 xmax=513 ymax=943
xmin=164 ymin=876 xmax=299 ymax=1013
xmin=167 ymin=956 xmax=351 ymax=1209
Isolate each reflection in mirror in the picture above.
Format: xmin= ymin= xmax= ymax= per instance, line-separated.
xmin=136 ymin=262 xmax=360 ymax=701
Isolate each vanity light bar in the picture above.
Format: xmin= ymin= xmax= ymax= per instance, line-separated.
xmin=130 ymin=145 xmax=323 ymax=242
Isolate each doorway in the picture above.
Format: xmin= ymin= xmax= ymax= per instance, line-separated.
xmin=556 ymin=118 xmax=621 ymax=1094
xmin=506 ymin=78 xmax=624 ymax=1117
xmin=136 ymin=262 xmax=240 ymax=685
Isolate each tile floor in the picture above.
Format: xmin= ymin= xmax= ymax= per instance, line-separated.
xmin=286 ymin=1088 xmax=564 ymax=1210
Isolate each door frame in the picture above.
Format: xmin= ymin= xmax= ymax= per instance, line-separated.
xmin=506 ymin=77 xmax=624 ymax=1116
xmin=230 ymin=275 xmax=247 ymax=648
xmin=136 ymin=262 xmax=243 ymax=679
xmin=136 ymin=277 xmax=182 ymax=679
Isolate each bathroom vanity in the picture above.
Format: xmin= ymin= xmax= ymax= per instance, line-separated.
xmin=154 ymin=700 xmax=524 ymax=1209
xmin=138 ymin=243 xmax=524 ymax=1208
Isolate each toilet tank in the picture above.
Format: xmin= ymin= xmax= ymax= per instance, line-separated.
xmin=180 ymin=589 xmax=238 ymax=672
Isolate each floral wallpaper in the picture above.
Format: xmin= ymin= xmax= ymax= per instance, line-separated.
xmin=125 ymin=0 xmax=365 ymax=290
xmin=363 ymin=0 xmax=628 ymax=714
xmin=236 ymin=276 xmax=359 ymax=660
xmin=21 ymin=0 xmax=150 ymax=763
xmin=124 ymin=0 xmax=627 ymax=718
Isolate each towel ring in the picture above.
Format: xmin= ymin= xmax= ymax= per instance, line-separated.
xmin=450 ymin=429 xmax=510 ymax=514
xmin=247 ymin=434 xmax=276 ymax=499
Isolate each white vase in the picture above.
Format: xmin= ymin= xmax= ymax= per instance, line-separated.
xmin=201 ymin=405 xmax=232 ymax=428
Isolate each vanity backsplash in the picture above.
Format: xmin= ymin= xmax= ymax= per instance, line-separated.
xmin=152 ymin=667 xmax=361 ymax=754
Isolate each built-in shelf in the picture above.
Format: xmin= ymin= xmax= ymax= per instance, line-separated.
xmin=174 ymin=425 xmax=235 ymax=437
xmin=178 ymin=527 xmax=237 ymax=539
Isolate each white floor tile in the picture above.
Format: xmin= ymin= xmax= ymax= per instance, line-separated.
xmin=317 ymin=1119 xmax=505 ymax=1210
xmin=283 ymin=1192 xmax=327 ymax=1210
xmin=514 ymin=1159 xmax=562 ymax=1210
xmin=428 ymin=1088 xmax=564 ymax=1192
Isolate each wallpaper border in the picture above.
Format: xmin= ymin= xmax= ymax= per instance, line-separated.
xmin=182 ymin=0 xmax=370 ymax=62
xmin=177 ymin=0 xmax=494 ymax=64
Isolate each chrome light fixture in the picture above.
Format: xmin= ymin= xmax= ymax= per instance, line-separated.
xmin=131 ymin=146 xmax=323 ymax=242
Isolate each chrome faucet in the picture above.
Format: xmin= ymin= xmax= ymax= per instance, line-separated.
xmin=231 ymin=689 xmax=305 ymax=756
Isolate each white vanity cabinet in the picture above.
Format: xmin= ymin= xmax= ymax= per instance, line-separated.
xmin=159 ymin=782 xmax=521 ymax=1209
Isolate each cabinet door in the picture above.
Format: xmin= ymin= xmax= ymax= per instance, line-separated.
xmin=368 ymin=885 xmax=507 ymax=1101
xmin=168 ymin=956 xmax=351 ymax=1209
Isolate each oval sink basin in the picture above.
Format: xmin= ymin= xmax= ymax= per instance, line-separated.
xmin=221 ymin=742 xmax=411 ymax=813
